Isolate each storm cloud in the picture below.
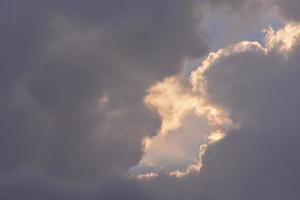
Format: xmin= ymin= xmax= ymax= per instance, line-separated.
xmin=0 ymin=0 xmax=208 ymax=178
xmin=0 ymin=1 xmax=300 ymax=200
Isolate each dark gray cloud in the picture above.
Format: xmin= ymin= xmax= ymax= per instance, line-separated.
xmin=208 ymin=0 xmax=300 ymax=21
xmin=1 ymin=0 xmax=300 ymax=199
xmin=197 ymin=38 xmax=300 ymax=200
xmin=0 ymin=0 xmax=210 ymax=198
xmin=0 ymin=165 xmax=152 ymax=200
xmin=0 ymin=0 xmax=208 ymax=180
xmin=272 ymin=0 xmax=300 ymax=20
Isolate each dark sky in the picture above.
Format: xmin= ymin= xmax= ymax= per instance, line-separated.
xmin=0 ymin=0 xmax=299 ymax=199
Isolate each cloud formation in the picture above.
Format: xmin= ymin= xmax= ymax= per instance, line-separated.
xmin=0 ymin=0 xmax=209 ymax=179
xmin=141 ymin=22 xmax=300 ymax=200
xmin=1 ymin=0 xmax=300 ymax=199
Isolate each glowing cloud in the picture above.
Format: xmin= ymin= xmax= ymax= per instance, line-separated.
xmin=264 ymin=22 xmax=300 ymax=54
xmin=138 ymin=22 xmax=300 ymax=178
xmin=144 ymin=76 xmax=231 ymax=139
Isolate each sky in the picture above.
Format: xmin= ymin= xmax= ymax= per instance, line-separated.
xmin=0 ymin=0 xmax=300 ymax=199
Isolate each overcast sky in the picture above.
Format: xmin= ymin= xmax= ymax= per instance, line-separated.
xmin=0 ymin=1 xmax=300 ymax=199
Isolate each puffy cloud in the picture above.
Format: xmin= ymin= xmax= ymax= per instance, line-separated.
xmin=265 ymin=22 xmax=300 ymax=54
xmin=196 ymin=24 xmax=300 ymax=199
xmin=142 ymin=22 xmax=300 ymax=200
xmin=138 ymin=70 xmax=231 ymax=176
xmin=144 ymin=76 xmax=231 ymax=137
xmin=193 ymin=22 xmax=300 ymax=126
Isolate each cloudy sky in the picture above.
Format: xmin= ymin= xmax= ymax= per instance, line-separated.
xmin=0 ymin=0 xmax=300 ymax=199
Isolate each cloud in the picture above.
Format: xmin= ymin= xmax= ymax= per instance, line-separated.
xmin=1 ymin=0 xmax=300 ymax=199
xmin=0 ymin=0 xmax=209 ymax=180
xmin=207 ymin=0 xmax=300 ymax=22
xmin=138 ymin=71 xmax=231 ymax=176
xmin=272 ymin=0 xmax=300 ymax=20
xmin=144 ymin=76 xmax=231 ymax=137
xmin=0 ymin=165 xmax=152 ymax=200
xmin=141 ymin=22 xmax=300 ymax=200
